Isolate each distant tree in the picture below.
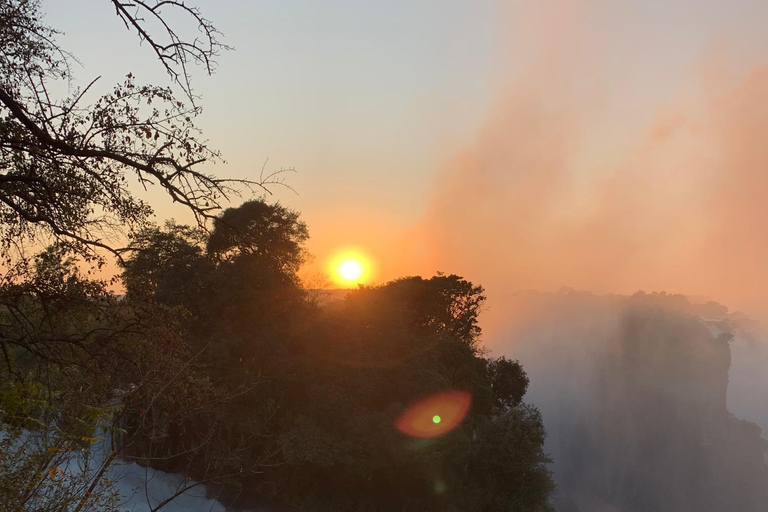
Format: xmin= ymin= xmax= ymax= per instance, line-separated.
xmin=122 ymin=199 xmax=310 ymax=347
xmin=207 ymin=200 xmax=309 ymax=273
xmin=345 ymin=274 xmax=486 ymax=345
xmin=465 ymin=405 xmax=555 ymax=512
xmin=487 ymin=356 xmax=530 ymax=408
xmin=122 ymin=221 xmax=213 ymax=307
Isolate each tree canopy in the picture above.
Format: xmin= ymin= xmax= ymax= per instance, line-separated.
xmin=207 ymin=199 xmax=309 ymax=272
xmin=116 ymin=200 xmax=555 ymax=511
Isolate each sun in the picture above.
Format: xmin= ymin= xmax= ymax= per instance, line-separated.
xmin=328 ymin=249 xmax=372 ymax=287
xmin=339 ymin=260 xmax=362 ymax=281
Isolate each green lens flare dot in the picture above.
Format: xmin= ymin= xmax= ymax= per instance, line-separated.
xmin=432 ymin=415 xmax=441 ymax=424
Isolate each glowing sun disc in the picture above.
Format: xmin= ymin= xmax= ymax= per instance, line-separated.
xmin=339 ymin=260 xmax=362 ymax=281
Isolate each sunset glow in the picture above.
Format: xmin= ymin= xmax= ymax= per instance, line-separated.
xmin=339 ymin=260 xmax=362 ymax=281
xmin=12 ymin=0 xmax=768 ymax=509
xmin=328 ymin=249 xmax=372 ymax=287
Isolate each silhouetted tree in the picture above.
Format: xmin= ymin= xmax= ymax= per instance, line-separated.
xmin=257 ymin=275 xmax=553 ymax=511
xmin=0 ymin=1 xmax=294 ymax=509
xmin=0 ymin=0 xmax=286 ymax=264
xmin=487 ymin=356 xmax=530 ymax=408
xmin=120 ymin=199 xmax=312 ymax=482
xmin=466 ymin=405 xmax=554 ymax=511
xmin=119 ymin=203 xmax=556 ymax=511
xmin=122 ymin=221 xmax=213 ymax=307
xmin=207 ymin=200 xmax=309 ymax=273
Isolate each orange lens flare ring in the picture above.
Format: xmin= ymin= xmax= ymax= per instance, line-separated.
xmin=395 ymin=391 xmax=473 ymax=438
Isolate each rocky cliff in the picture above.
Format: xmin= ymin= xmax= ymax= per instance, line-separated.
xmin=506 ymin=291 xmax=768 ymax=512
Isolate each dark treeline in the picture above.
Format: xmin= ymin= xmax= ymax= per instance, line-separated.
xmin=119 ymin=200 xmax=554 ymax=511
xmin=1 ymin=199 xmax=555 ymax=511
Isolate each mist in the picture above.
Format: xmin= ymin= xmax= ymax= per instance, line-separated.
xmin=413 ymin=1 xmax=768 ymax=509
xmin=420 ymin=0 xmax=768 ymax=323
xmin=495 ymin=291 xmax=768 ymax=511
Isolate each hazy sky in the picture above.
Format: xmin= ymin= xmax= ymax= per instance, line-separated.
xmin=44 ymin=0 xmax=495 ymax=273
xmin=45 ymin=0 xmax=768 ymax=339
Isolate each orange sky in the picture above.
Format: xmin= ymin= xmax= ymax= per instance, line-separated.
xmin=49 ymin=0 xmax=768 ymax=343
xmin=306 ymin=0 xmax=768 ymax=343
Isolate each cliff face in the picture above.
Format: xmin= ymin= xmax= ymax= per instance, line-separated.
xmin=728 ymin=329 xmax=768 ymax=460
xmin=506 ymin=291 xmax=768 ymax=512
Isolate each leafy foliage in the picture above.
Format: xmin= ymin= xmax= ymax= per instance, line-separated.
xmin=488 ymin=356 xmax=530 ymax=408
xmin=207 ymin=200 xmax=309 ymax=273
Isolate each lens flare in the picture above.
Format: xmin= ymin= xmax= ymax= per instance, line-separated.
xmin=395 ymin=391 xmax=472 ymax=438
